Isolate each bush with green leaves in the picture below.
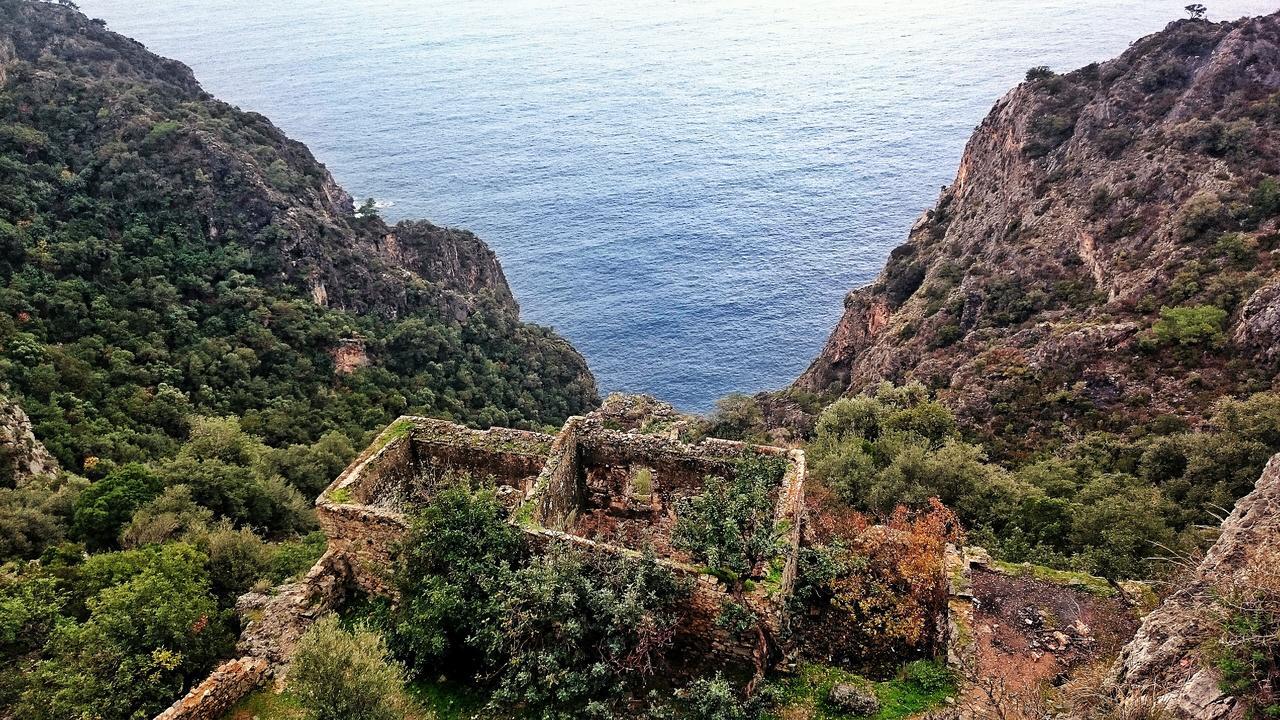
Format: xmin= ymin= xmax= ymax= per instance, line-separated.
xmin=383 ymin=483 xmax=691 ymax=718
xmin=388 ymin=483 xmax=524 ymax=673
xmin=1144 ymin=305 xmax=1229 ymax=348
xmin=70 ymin=463 xmax=161 ymax=549
xmin=0 ymin=471 xmax=84 ymax=559
xmin=673 ymin=452 xmax=787 ymax=584
xmin=289 ymin=615 xmax=407 ymax=720
xmin=493 ymin=546 xmax=690 ymax=716
xmin=14 ymin=542 xmax=235 ymax=720
xmin=807 ymin=384 xmax=1280 ymax=581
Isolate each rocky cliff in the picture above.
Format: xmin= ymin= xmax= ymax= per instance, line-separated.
xmin=0 ymin=394 xmax=57 ymax=485
xmin=0 ymin=1 xmax=520 ymax=321
xmin=1107 ymin=452 xmax=1280 ymax=719
xmin=0 ymin=0 xmax=598 ymax=466
xmin=795 ymin=12 xmax=1280 ymax=458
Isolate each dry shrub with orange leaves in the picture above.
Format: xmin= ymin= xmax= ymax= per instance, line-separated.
xmin=793 ymin=498 xmax=964 ymax=669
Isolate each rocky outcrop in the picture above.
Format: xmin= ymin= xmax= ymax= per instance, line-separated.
xmin=0 ymin=395 xmax=57 ymax=485
xmin=794 ymin=12 xmax=1280 ymax=458
xmin=1107 ymin=453 xmax=1280 ymax=719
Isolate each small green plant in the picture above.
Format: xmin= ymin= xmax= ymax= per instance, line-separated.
xmin=1144 ymin=305 xmax=1228 ymax=348
xmin=631 ymin=467 xmax=654 ymax=498
xmin=287 ymin=616 xmax=407 ymax=720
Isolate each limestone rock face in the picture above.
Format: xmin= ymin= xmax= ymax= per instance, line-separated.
xmin=0 ymin=395 xmax=58 ymax=485
xmin=1107 ymin=453 xmax=1280 ymax=719
xmin=793 ymin=12 xmax=1280 ymax=457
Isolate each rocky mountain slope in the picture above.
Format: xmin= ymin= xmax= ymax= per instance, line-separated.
xmin=0 ymin=1 xmax=516 ymax=320
xmin=1106 ymin=452 xmax=1280 ymax=719
xmin=0 ymin=0 xmax=598 ymax=472
xmin=794 ymin=12 xmax=1280 ymax=459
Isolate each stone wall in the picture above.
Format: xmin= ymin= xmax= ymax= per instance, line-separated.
xmin=152 ymin=657 xmax=269 ymax=720
xmin=318 ymin=417 xmax=554 ymax=594
xmin=314 ymin=407 xmax=810 ymax=675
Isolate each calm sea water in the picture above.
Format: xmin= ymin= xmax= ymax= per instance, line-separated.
xmin=78 ymin=0 xmax=1277 ymax=412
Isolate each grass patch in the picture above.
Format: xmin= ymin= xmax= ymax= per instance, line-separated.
xmin=991 ymin=560 xmax=1115 ymax=596
xmin=630 ymin=467 xmax=654 ymax=498
xmin=407 ymin=678 xmax=494 ymax=719
xmin=219 ymin=689 xmax=304 ymax=720
xmin=512 ymin=498 xmax=538 ymax=528
xmin=327 ymin=486 xmax=353 ymax=504
xmin=372 ymin=417 xmax=415 ymax=453
xmin=767 ymin=661 xmax=956 ymax=720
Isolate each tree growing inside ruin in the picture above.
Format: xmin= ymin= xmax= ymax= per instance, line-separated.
xmin=673 ymin=451 xmax=788 ymax=693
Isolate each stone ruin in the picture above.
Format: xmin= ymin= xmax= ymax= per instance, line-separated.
xmin=316 ymin=397 xmax=808 ymax=668
xmin=151 ymin=396 xmax=807 ymax=719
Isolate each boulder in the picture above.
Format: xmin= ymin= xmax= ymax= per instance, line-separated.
xmin=829 ymin=681 xmax=881 ymax=716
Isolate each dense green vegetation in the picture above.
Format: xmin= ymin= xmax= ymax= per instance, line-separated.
xmin=355 ymin=482 xmax=693 ymax=719
xmin=0 ymin=0 xmax=594 ymax=480
xmin=0 ymin=418 xmax=334 ymax=717
xmin=713 ymin=382 xmax=1280 ymax=581
xmin=0 ymin=3 xmax=599 ymax=718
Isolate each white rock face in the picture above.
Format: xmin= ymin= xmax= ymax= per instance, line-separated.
xmin=0 ymin=396 xmax=58 ymax=485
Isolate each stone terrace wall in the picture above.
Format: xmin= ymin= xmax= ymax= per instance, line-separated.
xmin=318 ymin=416 xmax=553 ymax=595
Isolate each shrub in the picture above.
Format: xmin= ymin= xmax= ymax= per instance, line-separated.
xmin=288 ymin=615 xmax=407 ymax=720
xmin=119 ymin=485 xmax=211 ymax=548
xmin=193 ymin=520 xmax=271 ymax=602
xmin=1179 ymin=191 xmax=1226 ymax=240
xmin=493 ymin=546 xmax=690 ymax=714
xmin=680 ymin=674 xmax=756 ymax=720
xmin=1025 ymin=114 xmax=1075 ymax=157
xmin=71 ymin=464 xmax=162 ymax=550
xmin=704 ymin=393 xmax=767 ymax=443
xmin=1207 ymin=557 xmax=1279 ymax=718
xmin=1025 ymin=66 xmax=1055 ymax=82
xmin=1250 ymin=177 xmax=1280 ymax=220
xmin=793 ymin=502 xmax=961 ymax=661
xmin=1147 ymin=305 xmax=1228 ymax=347
xmin=389 ymin=483 xmax=524 ymax=674
xmin=673 ymin=452 xmax=788 ymax=583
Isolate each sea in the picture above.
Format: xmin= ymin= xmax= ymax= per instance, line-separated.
xmin=77 ymin=0 xmax=1279 ymax=413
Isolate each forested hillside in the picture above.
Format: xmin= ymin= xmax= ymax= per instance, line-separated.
xmin=0 ymin=2 xmax=596 ymax=717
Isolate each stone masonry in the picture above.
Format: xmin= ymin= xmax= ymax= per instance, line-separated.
xmin=315 ymin=398 xmax=808 ymax=669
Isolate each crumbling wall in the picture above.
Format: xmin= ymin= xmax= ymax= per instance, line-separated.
xmin=319 ymin=417 xmax=553 ymax=594
xmin=314 ymin=407 xmax=809 ymax=677
xmin=152 ymin=657 xmax=269 ymax=720
xmin=529 ymin=417 xmax=584 ymax=530
xmin=151 ymin=551 xmax=352 ymax=720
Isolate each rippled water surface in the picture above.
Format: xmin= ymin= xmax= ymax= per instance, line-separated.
xmin=79 ymin=0 xmax=1278 ymax=411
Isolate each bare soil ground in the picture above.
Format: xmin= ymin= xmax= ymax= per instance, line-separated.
xmin=969 ymin=568 xmax=1138 ymax=696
